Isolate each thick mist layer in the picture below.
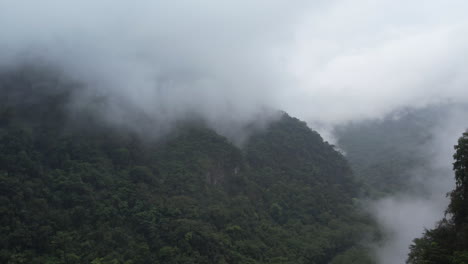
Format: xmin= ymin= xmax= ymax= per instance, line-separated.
xmin=0 ymin=1 xmax=311 ymax=141
xmin=1 ymin=0 xmax=468 ymax=139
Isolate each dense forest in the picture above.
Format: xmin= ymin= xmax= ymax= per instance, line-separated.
xmin=407 ymin=131 xmax=468 ymax=264
xmin=0 ymin=68 xmax=375 ymax=263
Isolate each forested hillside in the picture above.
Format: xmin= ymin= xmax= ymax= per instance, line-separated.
xmin=407 ymin=131 xmax=468 ymax=264
xmin=0 ymin=69 xmax=375 ymax=264
xmin=335 ymin=108 xmax=445 ymax=195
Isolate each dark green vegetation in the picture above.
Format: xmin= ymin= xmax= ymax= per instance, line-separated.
xmin=407 ymin=131 xmax=468 ymax=264
xmin=0 ymin=69 xmax=374 ymax=263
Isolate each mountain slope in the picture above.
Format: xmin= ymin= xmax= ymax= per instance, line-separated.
xmin=335 ymin=107 xmax=446 ymax=195
xmin=0 ymin=69 xmax=374 ymax=264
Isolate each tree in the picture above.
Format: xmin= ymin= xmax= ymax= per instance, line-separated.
xmin=448 ymin=131 xmax=468 ymax=226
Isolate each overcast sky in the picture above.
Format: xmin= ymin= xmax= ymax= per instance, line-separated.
xmin=1 ymin=0 xmax=467 ymax=133
xmin=287 ymin=0 xmax=468 ymax=124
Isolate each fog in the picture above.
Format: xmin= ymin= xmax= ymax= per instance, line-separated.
xmin=287 ymin=0 xmax=468 ymax=124
xmin=369 ymin=105 xmax=468 ymax=264
xmin=2 ymin=1 xmax=467 ymax=132
xmin=1 ymin=1 xmax=468 ymax=263
xmin=0 ymin=0 xmax=313 ymax=141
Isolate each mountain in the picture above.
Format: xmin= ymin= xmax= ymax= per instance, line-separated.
xmin=0 ymin=68 xmax=375 ymax=264
xmin=335 ymin=107 xmax=448 ymax=195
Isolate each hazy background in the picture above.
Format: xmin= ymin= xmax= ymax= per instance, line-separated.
xmin=367 ymin=105 xmax=467 ymax=264
xmin=1 ymin=1 xmax=468 ymax=263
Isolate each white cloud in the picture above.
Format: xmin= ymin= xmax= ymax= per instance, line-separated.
xmin=286 ymin=0 xmax=468 ymax=124
xmin=1 ymin=0 xmax=467 ymax=131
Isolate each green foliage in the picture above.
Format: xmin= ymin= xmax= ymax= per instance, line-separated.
xmin=449 ymin=132 xmax=468 ymax=226
xmin=330 ymin=247 xmax=374 ymax=264
xmin=0 ymin=70 xmax=375 ymax=263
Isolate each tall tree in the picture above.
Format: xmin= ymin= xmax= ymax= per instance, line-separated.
xmin=448 ymin=131 xmax=468 ymax=226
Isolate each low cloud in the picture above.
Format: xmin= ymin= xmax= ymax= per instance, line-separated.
xmin=287 ymin=0 xmax=468 ymax=124
xmin=1 ymin=1 xmax=467 ymax=137
xmin=0 ymin=1 xmax=309 ymax=140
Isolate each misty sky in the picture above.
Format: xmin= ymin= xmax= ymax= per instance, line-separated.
xmin=1 ymin=0 xmax=467 ymax=132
